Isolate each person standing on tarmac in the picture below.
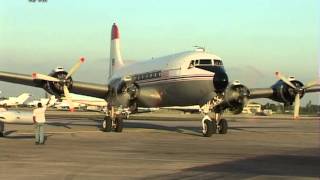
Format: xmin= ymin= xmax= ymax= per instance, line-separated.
xmin=33 ymin=97 xmax=52 ymax=145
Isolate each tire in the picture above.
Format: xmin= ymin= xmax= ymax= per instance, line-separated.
xmin=212 ymin=119 xmax=217 ymax=134
xmin=114 ymin=117 xmax=123 ymax=132
xmin=0 ymin=122 xmax=4 ymax=137
xmin=102 ymin=116 xmax=112 ymax=132
xmin=202 ymin=119 xmax=213 ymax=137
xmin=218 ymin=119 xmax=228 ymax=134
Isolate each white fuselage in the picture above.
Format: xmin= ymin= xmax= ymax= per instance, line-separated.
xmin=108 ymin=50 xmax=227 ymax=107
xmin=111 ymin=51 xmax=222 ymax=80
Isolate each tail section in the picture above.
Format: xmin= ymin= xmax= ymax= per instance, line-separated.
xmin=17 ymin=93 xmax=31 ymax=104
xmin=109 ymin=23 xmax=124 ymax=79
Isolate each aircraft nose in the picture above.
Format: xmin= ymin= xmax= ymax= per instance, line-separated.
xmin=213 ymin=68 xmax=229 ymax=92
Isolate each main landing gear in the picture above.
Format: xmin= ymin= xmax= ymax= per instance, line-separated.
xmin=201 ymin=114 xmax=228 ymax=137
xmin=200 ymin=102 xmax=228 ymax=137
xmin=101 ymin=106 xmax=125 ymax=133
xmin=0 ymin=121 xmax=4 ymax=137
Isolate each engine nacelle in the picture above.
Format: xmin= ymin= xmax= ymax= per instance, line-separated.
xmin=107 ymin=77 xmax=139 ymax=107
xmin=270 ymin=80 xmax=304 ymax=105
xmin=43 ymin=69 xmax=73 ymax=97
xmin=218 ymin=84 xmax=250 ymax=114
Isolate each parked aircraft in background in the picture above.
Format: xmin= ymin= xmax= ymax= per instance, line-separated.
xmin=27 ymin=96 xmax=56 ymax=107
xmin=0 ymin=93 xmax=31 ymax=107
xmin=54 ymin=93 xmax=107 ymax=111
xmin=0 ymin=96 xmax=55 ymax=137
xmin=0 ymin=23 xmax=319 ymax=137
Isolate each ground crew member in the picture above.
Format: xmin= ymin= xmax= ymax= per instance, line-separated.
xmin=33 ymin=98 xmax=51 ymax=145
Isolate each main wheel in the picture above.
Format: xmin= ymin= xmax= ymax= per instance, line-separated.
xmin=212 ymin=119 xmax=217 ymax=134
xmin=202 ymin=119 xmax=214 ymax=137
xmin=114 ymin=116 xmax=123 ymax=132
xmin=102 ymin=116 xmax=112 ymax=132
xmin=0 ymin=122 xmax=4 ymax=137
xmin=218 ymin=119 xmax=228 ymax=134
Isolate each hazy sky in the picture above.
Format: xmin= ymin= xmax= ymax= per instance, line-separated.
xmin=0 ymin=0 xmax=319 ymax=104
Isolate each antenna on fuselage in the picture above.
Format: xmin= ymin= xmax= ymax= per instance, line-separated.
xmin=193 ymin=46 xmax=205 ymax=52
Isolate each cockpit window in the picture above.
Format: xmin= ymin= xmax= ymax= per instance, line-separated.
xmin=189 ymin=59 xmax=223 ymax=69
xmin=199 ymin=59 xmax=212 ymax=65
xmin=189 ymin=60 xmax=195 ymax=68
xmin=213 ymin=59 xmax=223 ymax=66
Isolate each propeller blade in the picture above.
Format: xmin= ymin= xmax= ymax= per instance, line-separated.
xmin=63 ymin=85 xmax=75 ymax=112
xmin=275 ymin=72 xmax=296 ymax=89
xmin=293 ymin=93 xmax=300 ymax=119
xmin=32 ymin=73 xmax=60 ymax=82
xmin=304 ymin=79 xmax=320 ymax=89
xmin=66 ymin=57 xmax=85 ymax=79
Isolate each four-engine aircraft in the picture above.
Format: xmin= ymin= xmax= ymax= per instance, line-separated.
xmin=0 ymin=23 xmax=319 ymax=137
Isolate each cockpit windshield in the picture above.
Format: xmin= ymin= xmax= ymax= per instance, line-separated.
xmin=188 ymin=59 xmax=223 ymax=68
xmin=213 ymin=59 xmax=223 ymax=66
xmin=199 ymin=59 xmax=212 ymax=65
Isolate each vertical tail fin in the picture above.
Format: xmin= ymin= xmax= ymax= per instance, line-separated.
xmin=109 ymin=23 xmax=124 ymax=79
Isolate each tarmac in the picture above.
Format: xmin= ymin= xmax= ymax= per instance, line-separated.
xmin=0 ymin=111 xmax=319 ymax=179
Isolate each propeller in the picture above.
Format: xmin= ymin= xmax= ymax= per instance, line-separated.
xmin=32 ymin=57 xmax=85 ymax=112
xmin=63 ymin=85 xmax=75 ymax=112
xmin=275 ymin=72 xmax=320 ymax=119
xmin=32 ymin=73 xmax=60 ymax=82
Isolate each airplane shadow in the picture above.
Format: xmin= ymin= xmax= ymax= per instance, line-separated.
xmin=3 ymin=134 xmax=52 ymax=140
xmin=124 ymin=121 xmax=203 ymax=137
xmin=3 ymin=134 xmax=35 ymax=139
xmin=124 ymin=121 xmax=291 ymax=136
xmin=145 ymin=148 xmax=320 ymax=179
xmin=45 ymin=120 xmax=290 ymax=137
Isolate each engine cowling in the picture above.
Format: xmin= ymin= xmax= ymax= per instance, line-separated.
xmin=43 ymin=70 xmax=73 ymax=97
xmin=107 ymin=77 xmax=139 ymax=107
xmin=270 ymin=80 xmax=305 ymax=105
xmin=218 ymin=83 xmax=250 ymax=114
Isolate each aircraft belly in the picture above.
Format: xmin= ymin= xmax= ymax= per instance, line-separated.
xmin=136 ymin=79 xmax=215 ymax=107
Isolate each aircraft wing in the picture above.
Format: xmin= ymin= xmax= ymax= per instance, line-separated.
xmin=248 ymin=88 xmax=274 ymax=99
xmin=0 ymin=71 xmax=108 ymax=98
xmin=305 ymin=87 xmax=320 ymax=93
xmin=248 ymin=86 xmax=320 ymax=99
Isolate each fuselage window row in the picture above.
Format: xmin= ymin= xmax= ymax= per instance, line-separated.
xmin=133 ymin=71 xmax=162 ymax=81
